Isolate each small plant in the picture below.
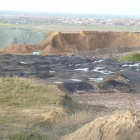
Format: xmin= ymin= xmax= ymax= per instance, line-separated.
xmin=98 ymin=81 xmax=108 ymax=88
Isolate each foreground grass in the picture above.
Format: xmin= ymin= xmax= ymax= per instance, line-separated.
xmin=0 ymin=77 xmax=65 ymax=108
xmin=118 ymin=52 xmax=140 ymax=62
xmin=0 ymin=76 xmax=66 ymax=139
xmin=0 ymin=132 xmax=56 ymax=140
xmin=0 ymin=76 xmax=112 ymax=139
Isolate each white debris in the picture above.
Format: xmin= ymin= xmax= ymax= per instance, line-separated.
xmin=122 ymin=63 xmax=140 ymax=67
xmin=89 ymin=77 xmax=103 ymax=82
xmin=69 ymin=79 xmax=82 ymax=82
xmin=91 ymin=67 xmax=115 ymax=74
xmin=53 ymin=82 xmax=63 ymax=84
xmin=20 ymin=61 xmax=28 ymax=64
xmin=49 ymin=71 xmax=55 ymax=73
xmin=93 ymin=60 xmax=104 ymax=63
xmin=75 ymin=68 xmax=89 ymax=71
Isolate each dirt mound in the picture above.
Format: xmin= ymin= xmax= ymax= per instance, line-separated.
xmin=43 ymin=45 xmax=59 ymax=55
xmin=0 ymin=44 xmax=42 ymax=54
xmin=98 ymin=74 xmax=130 ymax=92
xmin=2 ymin=31 xmax=140 ymax=55
xmin=40 ymin=31 xmax=140 ymax=54
xmin=61 ymin=111 xmax=140 ymax=140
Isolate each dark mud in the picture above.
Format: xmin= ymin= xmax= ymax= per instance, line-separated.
xmin=0 ymin=54 xmax=140 ymax=93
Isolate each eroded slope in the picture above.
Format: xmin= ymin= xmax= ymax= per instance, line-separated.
xmin=61 ymin=111 xmax=140 ymax=140
xmin=40 ymin=31 xmax=140 ymax=54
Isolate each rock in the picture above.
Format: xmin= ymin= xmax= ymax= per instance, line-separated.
xmin=36 ymin=71 xmax=54 ymax=78
xmin=59 ymin=82 xmax=93 ymax=94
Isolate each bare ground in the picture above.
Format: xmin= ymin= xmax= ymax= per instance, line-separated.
xmin=69 ymin=90 xmax=140 ymax=110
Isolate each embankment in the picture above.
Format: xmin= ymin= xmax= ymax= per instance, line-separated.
xmin=40 ymin=31 xmax=140 ymax=54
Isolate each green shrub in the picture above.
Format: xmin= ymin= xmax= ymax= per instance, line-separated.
xmin=118 ymin=53 xmax=140 ymax=62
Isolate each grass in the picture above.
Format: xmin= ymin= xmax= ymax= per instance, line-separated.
xmin=0 ymin=76 xmax=113 ymax=139
xmin=0 ymin=76 xmax=66 ymax=139
xmin=0 ymin=131 xmax=56 ymax=140
xmin=118 ymin=52 xmax=140 ymax=62
xmin=0 ymin=22 xmax=14 ymax=26
xmin=0 ymin=76 xmax=64 ymax=108
xmin=28 ymin=27 xmax=53 ymax=33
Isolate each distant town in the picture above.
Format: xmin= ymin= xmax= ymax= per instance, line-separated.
xmin=0 ymin=11 xmax=140 ymax=27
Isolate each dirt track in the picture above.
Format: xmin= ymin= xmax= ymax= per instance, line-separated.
xmin=70 ymin=91 xmax=140 ymax=110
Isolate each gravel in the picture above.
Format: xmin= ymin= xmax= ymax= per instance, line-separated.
xmin=0 ymin=26 xmax=46 ymax=48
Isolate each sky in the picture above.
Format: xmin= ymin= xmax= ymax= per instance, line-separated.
xmin=0 ymin=0 xmax=140 ymax=16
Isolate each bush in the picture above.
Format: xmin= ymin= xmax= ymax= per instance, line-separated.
xmin=118 ymin=52 xmax=140 ymax=62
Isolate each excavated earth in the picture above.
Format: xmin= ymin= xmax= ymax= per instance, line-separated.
xmin=1 ymin=31 xmax=140 ymax=55
xmin=40 ymin=31 xmax=140 ymax=54
xmin=61 ymin=111 xmax=140 ymax=140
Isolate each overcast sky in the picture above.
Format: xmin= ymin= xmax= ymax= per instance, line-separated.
xmin=0 ymin=0 xmax=140 ymax=16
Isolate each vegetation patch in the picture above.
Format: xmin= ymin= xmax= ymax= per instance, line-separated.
xmin=0 ymin=76 xmax=64 ymax=108
xmin=0 ymin=76 xmax=112 ymax=139
xmin=1 ymin=131 xmax=57 ymax=140
xmin=118 ymin=52 xmax=140 ymax=62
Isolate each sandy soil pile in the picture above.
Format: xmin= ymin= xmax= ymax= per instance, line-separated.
xmin=43 ymin=45 xmax=59 ymax=55
xmin=2 ymin=31 xmax=140 ymax=55
xmin=61 ymin=111 xmax=140 ymax=140
xmin=0 ymin=44 xmax=42 ymax=53
xmin=40 ymin=31 xmax=140 ymax=53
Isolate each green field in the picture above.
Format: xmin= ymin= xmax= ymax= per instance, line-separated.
xmin=1 ymin=22 xmax=140 ymax=33
xmin=28 ymin=25 xmax=140 ymax=32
